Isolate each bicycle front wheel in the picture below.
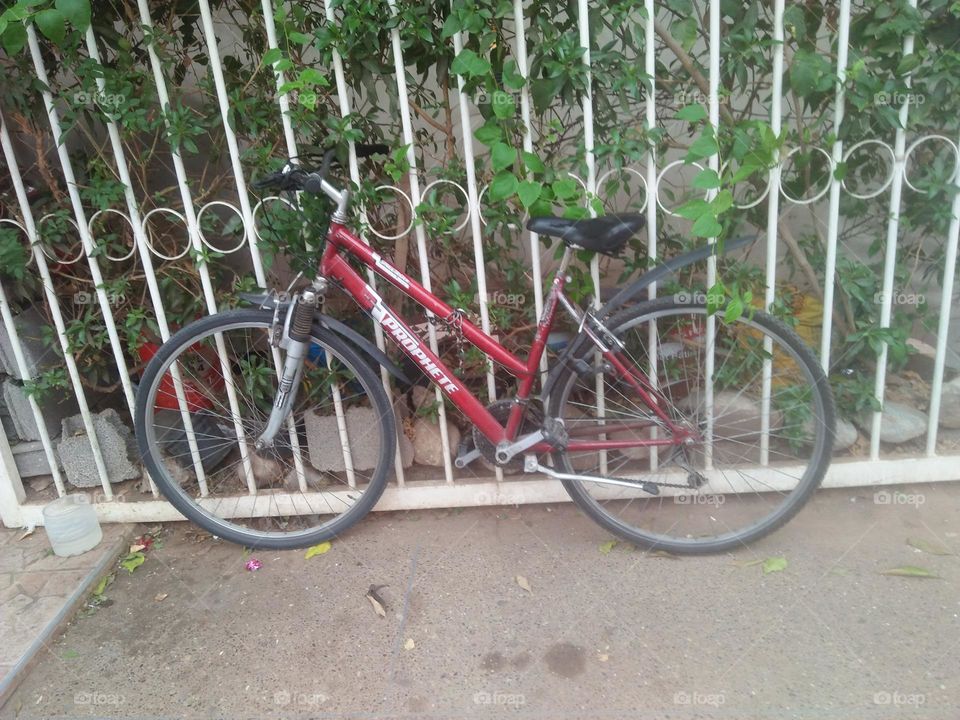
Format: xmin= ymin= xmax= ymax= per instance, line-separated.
xmin=547 ymin=298 xmax=835 ymax=554
xmin=134 ymin=309 xmax=395 ymax=549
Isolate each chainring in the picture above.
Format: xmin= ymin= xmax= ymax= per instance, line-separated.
xmin=473 ymin=399 xmax=545 ymax=474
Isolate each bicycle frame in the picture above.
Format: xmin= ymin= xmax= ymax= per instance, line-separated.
xmin=319 ymin=221 xmax=693 ymax=454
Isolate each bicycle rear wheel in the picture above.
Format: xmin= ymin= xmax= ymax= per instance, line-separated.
xmin=134 ymin=309 xmax=395 ymax=549
xmin=547 ymin=298 xmax=834 ymax=554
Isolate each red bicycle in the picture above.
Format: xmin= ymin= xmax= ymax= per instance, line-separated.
xmin=135 ymin=145 xmax=835 ymax=552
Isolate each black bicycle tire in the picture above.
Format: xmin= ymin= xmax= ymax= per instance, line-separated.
xmin=546 ymin=297 xmax=835 ymax=554
xmin=134 ymin=309 xmax=395 ymax=549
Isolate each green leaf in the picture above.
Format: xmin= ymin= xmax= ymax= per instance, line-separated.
xmin=724 ymin=297 xmax=745 ymax=322
xmin=488 ymin=171 xmax=519 ymax=202
xmin=521 ymin=151 xmax=545 ymax=174
xmin=451 ymin=48 xmax=490 ymax=78
xmin=491 ymin=89 xmax=515 ymax=119
xmin=789 ymin=49 xmax=821 ymax=97
xmin=710 ymin=189 xmax=733 ymax=215
xmin=501 ymin=59 xmax=525 ymax=90
xmin=599 ymin=539 xmax=618 ymax=555
xmin=551 ymin=177 xmax=578 ymax=200
xmin=833 ymin=161 xmax=847 ymax=181
xmin=691 ymin=213 xmax=722 ymax=238
xmin=288 ymin=30 xmax=310 ymax=44
xmin=54 ymin=0 xmax=90 ymax=30
xmin=676 ymin=198 xmax=710 ymax=221
xmin=676 ymin=104 xmax=707 ymax=122
xmin=895 ymin=53 xmax=922 ymax=77
xmin=490 ymin=142 xmax=516 ymax=172
xmin=906 ymin=538 xmax=954 ymax=556
xmin=2 ymin=22 xmax=27 ymax=55
xmin=34 ymin=9 xmax=66 ymax=45
xmin=474 ymin=123 xmax=501 ymax=146
xmin=299 ymin=68 xmax=326 ymax=86
xmin=686 ymin=133 xmax=718 ymax=161
xmin=692 ymin=168 xmax=720 ymax=190
xmin=761 ymin=556 xmax=788 ymax=574
xmin=439 ymin=12 xmax=461 ymax=39
xmin=304 ymin=541 xmax=332 ymax=559
xmin=262 ymin=48 xmax=283 ymax=65
xmin=119 ymin=551 xmax=145 ymax=573
xmin=880 ymin=565 xmax=940 ymax=578
xmin=516 ymin=180 xmax=542 ymax=209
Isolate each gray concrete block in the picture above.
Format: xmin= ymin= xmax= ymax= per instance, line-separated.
xmin=2 ymin=379 xmax=77 ymax=442
xmin=305 ymin=405 xmax=409 ymax=473
xmin=11 ymin=441 xmax=60 ymax=478
xmin=57 ymin=408 xmax=140 ymax=488
xmin=0 ymin=307 xmax=60 ymax=380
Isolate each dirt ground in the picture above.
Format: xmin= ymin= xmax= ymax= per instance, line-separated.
xmin=2 ymin=481 xmax=959 ymax=720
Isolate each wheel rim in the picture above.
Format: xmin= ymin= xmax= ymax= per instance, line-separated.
xmin=140 ymin=318 xmax=389 ymax=543
xmin=553 ymin=305 xmax=832 ymax=549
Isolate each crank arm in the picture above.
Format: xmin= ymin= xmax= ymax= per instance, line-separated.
xmin=524 ymin=456 xmax=661 ymax=496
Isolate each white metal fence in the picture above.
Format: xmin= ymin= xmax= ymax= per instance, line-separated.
xmin=1 ymin=0 xmax=958 ymax=528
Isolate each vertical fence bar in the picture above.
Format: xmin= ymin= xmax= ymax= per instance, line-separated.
xmin=576 ymin=0 xmax=607 ymax=474
xmin=759 ymin=0 xmax=785 ymax=466
xmin=136 ymin=0 xmax=254 ymax=492
xmin=512 ymin=0 xmax=547 ymax=379
xmin=25 ymin=26 xmax=144 ymax=499
xmin=703 ymin=0 xmax=721 ymax=468
xmin=85 ymin=26 xmax=203 ymax=497
xmin=320 ymin=0 xmax=406 ymax=486
xmin=0 ymin=275 xmax=65 ymax=495
xmin=870 ymin=0 xmax=917 ymax=460
xmin=925 ymin=134 xmax=960 ymax=455
xmin=0 ymin=109 xmax=113 ymax=498
xmin=820 ymin=0 xmax=852 ymax=371
xmin=260 ymin=0 xmax=299 ymax=162
xmin=197 ymin=0 xmax=267 ymax=289
xmin=385 ymin=0 xmax=455 ymax=483
xmin=643 ymin=0 xmax=659 ymax=470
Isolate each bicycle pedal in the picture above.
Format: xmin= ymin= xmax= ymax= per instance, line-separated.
xmin=454 ymin=438 xmax=481 ymax=469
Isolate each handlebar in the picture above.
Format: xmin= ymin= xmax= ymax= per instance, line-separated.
xmin=252 ymin=143 xmax=389 ymax=193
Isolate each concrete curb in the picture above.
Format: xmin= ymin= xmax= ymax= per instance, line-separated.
xmin=0 ymin=525 xmax=134 ymax=708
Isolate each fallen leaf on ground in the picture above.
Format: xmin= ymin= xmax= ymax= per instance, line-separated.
xmin=907 ymin=538 xmax=954 ymax=556
xmin=93 ymin=574 xmax=114 ymax=596
xmin=304 ymin=541 xmax=332 ymax=559
xmin=516 ymin=575 xmax=532 ymax=593
xmin=880 ymin=565 xmax=940 ymax=578
xmin=366 ymin=585 xmax=388 ymax=618
xmin=119 ymin=552 xmax=145 ymax=574
xmin=154 ymin=592 xmax=168 ymax=602
xmin=129 ymin=543 xmax=146 ymax=553
xmin=18 ymin=527 xmax=35 ymax=541
xmin=762 ymin=557 xmax=788 ymax=574
xmin=597 ymin=652 xmax=609 ymax=662
xmin=599 ymin=540 xmax=618 ymax=555
xmin=647 ymin=549 xmax=679 ymax=559
xmin=404 ymin=638 xmax=415 ymax=650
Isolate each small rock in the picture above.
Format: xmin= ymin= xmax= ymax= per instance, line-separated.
xmin=412 ymin=417 xmax=460 ymax=466
xmin=856 ymin=400 xmax=927 ymax=443
xmin=833 ymin=418 xmax=859 ymax=450
xmin=937 ymin=376 xmax=960 ymax=429
xmin=57 ymin=409 xmax=139 ymax=488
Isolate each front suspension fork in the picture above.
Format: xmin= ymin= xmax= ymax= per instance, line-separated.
xmin=254 ymin=282 xmax=323 ymax=451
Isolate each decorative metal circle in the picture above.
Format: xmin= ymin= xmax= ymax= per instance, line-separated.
xmin=196 ymin=201 xmax=248 ymax=255
xmin=842 ymin=140 xmax=897 ymax=200
xmin=596 ymin=167 xmax=649 ymax=214
xmin=140 ymin=207 xmax=192 ymax=261
xmin=36 ymin=213 xmax=85 ymax=265
xmin=420 ymin=179 xmax=472 ymax=233
xmin=779 ymin=146 xmax=833 ymax=205
xmin=719 ymin=160 xmax=772 ymax=210
xmin=87 ymin=208 xmax=138 ymax=262
xmin=366 ymin=185 xmax=415 ymax=240
xmin=655 ymin=159 xmax=706 ymax=217
xmin=902 ymin=134 xmax=960 ymax=193
xmin=252 ymin=195 xmax=297 ymax=245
